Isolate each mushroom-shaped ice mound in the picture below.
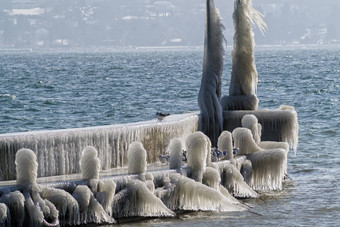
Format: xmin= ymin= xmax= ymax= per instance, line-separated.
xmin=217 ymin=130 xmax=237 ymax=165
xmin=80 ymin=146 xmax=101 ymax=180
xmin=169 ymin=137 xmax=183 ymax=172
xmin=15 ymin=148 xmax=38 ymax=186
xmin=217 ymin=131 xmax=233 ymax=156
xmin=186 ymin=131 xmax=208 ymax=182
xmin=112 ymin=179 xmax=175 ymax=218
xmin=232 ymin=128 xmax=260 ymax=155
xmin=127 ymin=141 xmax=147 ymax=178
xmin=241 ymin=114 xmax=261 ymax=144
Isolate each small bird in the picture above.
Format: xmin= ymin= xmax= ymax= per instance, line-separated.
xmin=156 ymin=112 xmax=170 ymax=121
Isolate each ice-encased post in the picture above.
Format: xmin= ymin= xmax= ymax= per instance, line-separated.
xmin=221 ymin=0 xmax=266 ymax=110
xmin=198 ymin=0 xmax=225 ymax=147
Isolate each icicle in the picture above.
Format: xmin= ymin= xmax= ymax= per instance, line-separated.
xmin=205 ymin=135 xmax=212 ymax=165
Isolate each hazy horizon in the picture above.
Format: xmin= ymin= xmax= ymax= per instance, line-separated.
xmin=1 ymin=0 xmax=339 ymax=50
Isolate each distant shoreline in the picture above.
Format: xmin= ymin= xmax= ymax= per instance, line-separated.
xmin=0 ymin=43 xmax=339 ymax=53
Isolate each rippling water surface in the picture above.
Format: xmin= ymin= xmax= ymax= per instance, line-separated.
xmin=0 ymin=46 xmax=339 ymax=226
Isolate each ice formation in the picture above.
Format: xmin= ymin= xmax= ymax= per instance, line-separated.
xmin=217 ymin=131 xmax=233 ymax=154
xmin=198 ymin=0 xmax=224 ymax=146
xmin=222 ymin=164 xmax=258 ymax=198
xmin=241 ymin=114 xmax=290 ymax=174
xmin=221 ymin=95 xmax=259 ymax=111
xmin=80 ymin=146 xmax=101 ymax=180
xmin=240 ymin=159 xmax=253 ymax=183
xmin=156 ymin=173 xmax=244 ymax=212
xmin=40 ymin=187 xmax=80 ymax=225
xmin=186 ymin=132 xmax=208 ymax=182
xmin=241 ymin=114 xmax=261 ymax=143
xmin=232 ymin=127 xmax=286 ymax=190
xmin=112 ymin=179 xmax=175 ymax=218
xmin=217 ymin=131 xmax=236 ymax=164
xmin=223 ymin=109 xmax=299 ymax=152
xmin=0 ymin=0 xmax=300 ymax=225
xmin=96 ymin=180 xmax=116 ymax=216
xmin=15 ymin=148 xmax=38 ymax=186
xmin=0 ymin=203 xmax=10 ymax=226
xmin=127 ymin=141 xmax=147 ymax=176
xmin=0 ymin=112 xmax=198 ymax=181
xmin=229 ymin=0 xmax=266 ymax=97
xmin=232 ymin=127 xmax=259 ymax=155
xmin=72 ymin=185 xmax=115 ymax=224
xmin=169 ymin=137 xmax=183 ymax=171
xmin=202 ymin=166 xmax=220 ymax=190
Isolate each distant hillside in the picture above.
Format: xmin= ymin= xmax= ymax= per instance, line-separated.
xmin=0 ymin=0 xmax=339 ymax=49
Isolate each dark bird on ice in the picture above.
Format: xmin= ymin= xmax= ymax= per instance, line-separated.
xmin=156 ymin=112 xmax=170 ymax=121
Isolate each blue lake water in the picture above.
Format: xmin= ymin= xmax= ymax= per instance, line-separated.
xmin=0 ymin=46 xmax=339 ymax=226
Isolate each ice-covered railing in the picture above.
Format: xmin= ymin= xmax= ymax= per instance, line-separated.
xmin=0 ymin=112 xmax=199 ymax=181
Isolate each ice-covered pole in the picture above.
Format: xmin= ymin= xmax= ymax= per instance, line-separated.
xmin=229 ymin=0 xmax=266 ymax=96
xmin=221 ymin=0 xmax=266 ymax=111
xmin=198 ymin=0 xmax=225 ymax=147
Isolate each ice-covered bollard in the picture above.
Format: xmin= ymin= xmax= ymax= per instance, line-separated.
xmin=80 ymin=146 xmax=101 ymax=180
xmin=185 ymin=132 xmax=208 ymax=182
xmin=169 ymin=138 xmax=183 ymax=172
xmin=241 ymin=114 xmax=261 ymax=144
xmin=127 ymin=141 xmax=147 ymax=181
xmin=232 ymin=128 xmax=260 ymax=155
xmin=15 ymin=148 xmax=38 ymax=186
xmin=217 ymin=131 xmax=236 ymax=164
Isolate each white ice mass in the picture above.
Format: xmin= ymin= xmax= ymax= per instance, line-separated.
xmin=0 ymin=0 xmax=299 ymax=225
